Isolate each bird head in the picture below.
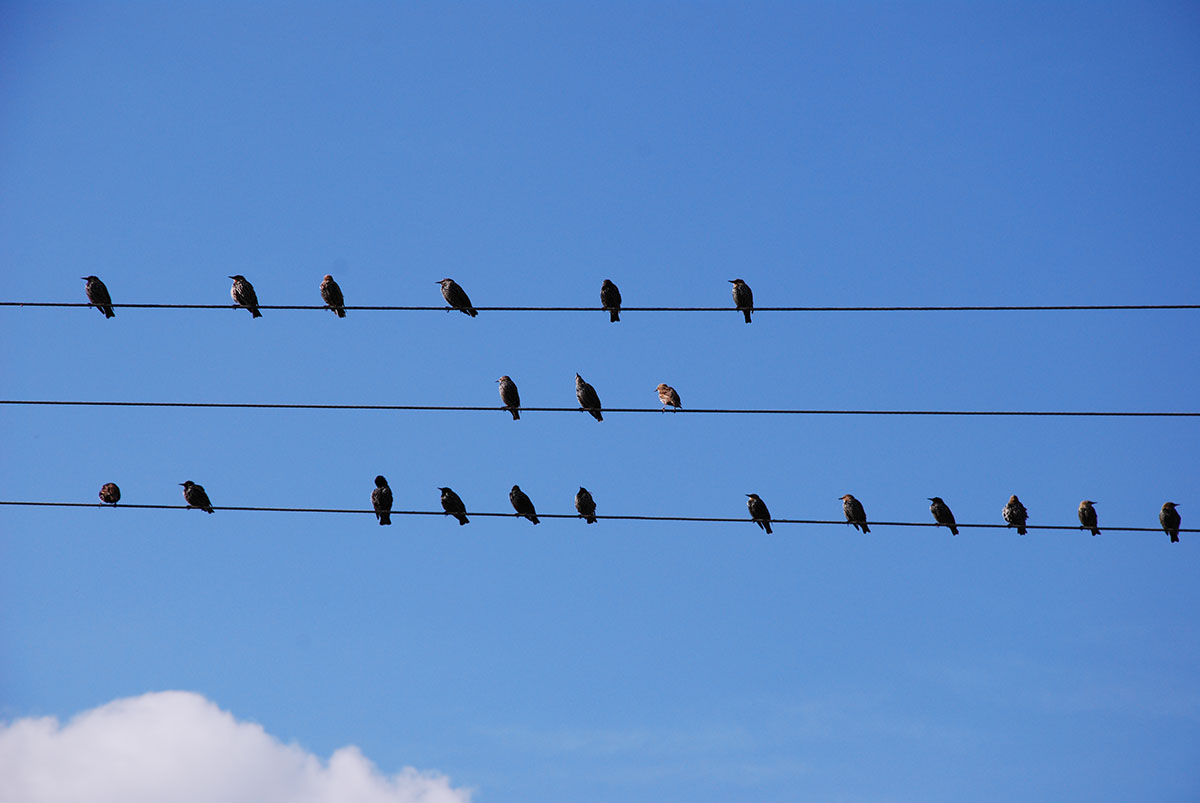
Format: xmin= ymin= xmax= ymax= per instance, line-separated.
xmin=180 ymin=481 xmax=192 ymax=487
xmin=81 ymin=276 xmax=97 ymax=281
xmin=374 ymin=475 xmax=388 ymax=487
xmin=229 ymin=275 xmax=244 ymax=281
xmin=323 ymin=274 xmax=334 ymax=282
xmin=928 ymin=497 xmax=942 ymax=504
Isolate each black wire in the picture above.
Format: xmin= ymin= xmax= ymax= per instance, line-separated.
xmin=4 ymin=302 xmax=1200 ymax=312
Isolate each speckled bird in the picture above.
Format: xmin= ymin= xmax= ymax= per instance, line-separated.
xmin=498 ymin=375 xmax=521 ymax=420
xmin=437 ymin=278 xmax=477 ymax=317
xmin=656 ymin=383 xmax=681 ymax=412
xmin=82 ymin=276 xmax=115 ymax=318
xmin=575 ymin=374 xmax=603 ymax=422
xmin=510 ymin=485 xmax=539 ymax=524
xmin=99 ymin=482 xmax=121 ymax=505
xmin=600 ymin=279 xmax=622 ymax=322
xmin=320 ymin=274 xmax=346 ymax=318
xmin=729 ymin=278 xmax=753 ymax=323
xmin=439 ymin=487 xmax=469 ymax=526
xmin=1003 ymin=495 xmax=1029 ymax=535
xmin=575 ymin=487 xmax=597 ymax=524
xmin=229 ymin=275 xmax=261 ymax=317
xmin=180 ymin=480 xmax=214 ymax=513
xmin=841 ymin=494 xmax=869 ymax=533
xmin=1160 ymin=502 xmax=1181 ymax=544
xmin=1078 ymin=500 xmax=1100 ymax=536
xmin=371 ymin=475 xmax=393 ymax=526
xmin=928 ymin=497 xmax=958 ymax=535
xmin=746 ymin=493 xmax=772 ymax=534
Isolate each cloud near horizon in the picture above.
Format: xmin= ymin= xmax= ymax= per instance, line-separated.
xmin=0 ymin=691 xmax=471 ymax=803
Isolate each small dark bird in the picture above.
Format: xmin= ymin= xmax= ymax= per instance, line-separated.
xmin=510 ymin=485 xmax=539 ymax=524
xmin=656 ymin=383 xmax=682 ymax=412
xmin=729 ymin=278 xmax=753 ymax=323
xmin=180 ymin=480 xmax=214 ymax=513
xmin=497 ymin=375 xmax=521 ymax=420
xmin=82 ymin=276 xmax=115 ymax=318
xmin=229 ymin=275 xmax=261 ymax=317
xmin=99 ymin=482 xmax=121 ymax=505
xmin=437 ymin=278 xmax=477 ymax=317
xmin=928 ymin=497 xmax=958 ymax=535
xmin=320 ymin=274 xmax=346 ymax=318
xmin=1003 ymin=494 xmax=1029 ymax=535
xmin=439 ymin=487 xmax=469 ymax=526
xmin=600 ymin=279 xmax=622 ymax=322
xmin=1078 ymin=500 xmax=1100 ymax=536
xmin=1160 ymin=502 xmax=1181 ymax=544
xmin=575 ymin=373 xmax=603 ymax=421
xmin=575 ymin=487 xmax=597 ymax=524
xmin=746 ymin=493 xmax=772 ymax=533
xmin=372 ymin=475 xmax=393 ymax=525
xmin=841 ymin=494 xmax=869 ymax=533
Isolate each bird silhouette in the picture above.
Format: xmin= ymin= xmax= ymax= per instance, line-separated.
xmin=600 ymin=279 xmax=622 ymax=322
xmin=99 ymin=482 xmax=121 ymax=505
xmin=1160 ymin=502 xmax=1181 ymax=544
xmin=575 ymin=374 xmax=603 ymax=422
xmin=82 ymin=276 xmax=115 ymax=318
xmin=437 ymin=278 xmax=477 ymax=316
xmin=320 ymin=274 xmax=346 ymax=318
xmin=841 ymin=494 xmax=869 ymax=533
xmin=729 ymin=279 xmax=753 ymax=323
xmin=510 ymin=485 xmax=539 ymax=524
xmin=928 ymin=497 xmax=958 ymax=535
xmin=372 ymin=475 xmax=393 ymax=525
xmin=229 ymin=275 xmax=261 ymax=317
xmin=439 ymin=487 xmax=469 ymax=526
xmin=656 ymin=383 xmax=681 ymax=412
xmin=1078 ymin=500 xmax=1100 ymax=536
xmin=498 ymin=376 xmax=521 ymax=420
xmin=575 ymin=487 xmax=597 ymax=524
xmin=746 ymin=493 xmax=772 ymax=533
xmin=180 ymin=480 xmax=214 ymax=513
xmin=1003 ymin=495 xmax=1029 ymax=535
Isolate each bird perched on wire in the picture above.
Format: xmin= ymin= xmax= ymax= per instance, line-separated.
xmin=1160 ymin=502 xmax=1181 ymax=543
xmin=1078 ymin=500 xmax=1100 ymax=536
xmin=180 ymin=480 xmax=214 ymax=513
xmin=437 ymin=278 xmax=477 ymax=317
xmin=841 ymin=494 xmax=869 ymax=533
xmin=82 ymin=276 xmax=115 ymax=318
xmin=497 ymin=375 xmax=521 ymax=420
xmin=729 ymin=278 xmax=754 ymax=323
xmin=746 ymin=493 xmax=772 ymax=533
xmin=320 ymin=274 xmax=346 ymax=318
xmin=510 ymin=485 xmax=539 ymax=524
xmin=371 ymin=475 xmax=393 ymax=525
xmin=99 ymin=482 xmax=121 ymax=505
xmin=600 ymin=279 xmax=622 ymax=322
xmin=656 ymin=383 xmax=681 ymax=412
xmin=229 ymin=275 xmax=262 ymax=317
xmin=575 ymin=374 xmax=603 ymax=422
xmin=928 ymin=497 xmax=958 ymax=535
xmin=1002 ymin=495 xmax=1028 ymax=535
xmin=439 ymin=487 xmax=469 ymax=526
xmin=575 ymin=487 xmax=597 ymax=524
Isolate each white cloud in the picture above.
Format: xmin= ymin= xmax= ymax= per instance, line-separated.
xmin=0 ymin=691 xmax=471 ymax=803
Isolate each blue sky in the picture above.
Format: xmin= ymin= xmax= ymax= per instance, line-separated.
xmin=1 ymin=2 xmax=1198 ymax=801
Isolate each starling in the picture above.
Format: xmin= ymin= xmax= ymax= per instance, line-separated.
xmin=99 ymin=482 xmax=121 ymax=505
xmin=372 ymin=475 xmax=393 ymax=525
xmin=82 ymin=276 xmax=115 ymax=318
xmin=575 ymin=487 xmax=597 ymax=524
xmin=439 ymin=487 xmax=469 ymax=526
xmin=575 ymin=373 xmax=603 ymax=422
xmin=1078 ymin=500 xmax=1100 ymax=536
xmin=729 ymin=278 xmax=753 ymax=323
xmin=928 ymin=497 xmax=958 ymax=535
xmin=746 ymin=493 xmax=772 ymax=533
xmin=600 ymin=279 xmax=622 ymax=322
xmin=656 ymin=383 xmax=682 ymax=412
xmin=320 ymin=274 xmax=346 ymax=318
xmin=229 ymin=275 xmax=262 ymax=317
xmin=180 ymin=480 xmax=214 ymax=513
xmin=1160 ymin=502 xmax=1181 ymax=544
xmin=497 ymin=375 xmax=521 ymax=420
xmin=437 ymin=278 xmax=477 ymax=317
xmin=510 ymin=485 xmax=539 ymax=524
xmin=1003 ymin=494 xmax=1029 ymax=535
xmin=841 ymin=494 xmax=869 ymax=533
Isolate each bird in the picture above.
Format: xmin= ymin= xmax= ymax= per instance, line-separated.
xmin=841 ymin=494 xmax=869 ymax=533
xmin=600 ymin=279 xmax=622 ymax=322
xmin=575 ymin=487 xmax=597 ymax=524
xmin=656 ymin=383 xmax=682 ymax=412
xmin=439 ymin=487 xmax=469 ymax=526
xmin=1160 ymin=502 xmax=1181 ymax=544
xmin=319 ymin=274 xmax=346 ymax=318
xmin=928 ymin=497 xmax=958 ymax=535
xmin=1003 ymin=494 xmax=1029 ymax=535
xmin=82 ymin=276 xmax=115 ymax=318
xmin=1078 ymin=500 xmax=1100 ymax=536
xmin=746 ymin=493 xmax=772 ymax=533
xmin=229 ymin=275 xmax=261 ymax=317
xmin=497 ymin=375 xmax=521 ymax=420
xmin=729 ymin=278 xmax=753 ymax=323
xmin=575 ymin=373 xmax=603 ymax=421
xmin=180 ymin=480 xmax=214 ymax=513
xmin=371 ymin=475 xmax=393 ymax=525
xmin=98 ymin=482 xmax=121 ymax=505
xmin=510 ymin=485 xmax=539 ymax=524
xmin=437 ymin=278 xmax=477 ymax=317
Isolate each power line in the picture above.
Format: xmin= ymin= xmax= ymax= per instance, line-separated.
xmin=4 ymin=302 xmax=1200 ymax=313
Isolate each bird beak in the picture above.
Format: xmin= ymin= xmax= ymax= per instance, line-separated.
xmin=228 ymin=275 xmax=236 ymax=279
xmin=179 ymin=483 xmax=186 ymax=486
xmin=728 ymin=279 xmax=736 ymax=283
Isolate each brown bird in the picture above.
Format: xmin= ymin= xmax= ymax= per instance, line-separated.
xmin=82 ymin=276 xmax=115 ymax=318
xmin=229 ymin=275 xmax=261 ymax=317
xmin=729 ymin=278 xmax=753 ymax=323
xmin=372 ymin=475 xmax=393 ymax=526
xmin=656 ymin=383 xmax=681 ymax=412
xmin=497 ymin=375 xmax=521 ymax=420
xmin=575 ymin=487 xmax=597 ymax=524
xmin=841 ymin=494 xmax=869 ymax=533
xmin=439 ymin=487 xmax=469 ymax=526
xmin=180 ymin=480 xmax=214 ymax=513
xmin=1160 ymin=502 xmax=1181 ymax=544
xmin=1078 ymin=500 xmax=1100 ymax=536
xmin=600 ymin=279 xmax=622 ymax=322
xmin=99 ymin=482 xmax=121 ymax=505
xmin=928 ymin=497 xmax=958 ymax=535
xmin=1003 ymin=495 xmax=1029 ymax=535
xmin=746 ymin=493 xmax=772 ymax=533
xmin=320 ymin=274 xmax=346 ymax=318
xmin=437 ymin=278 xmax=477 ymax=317
xmin=575 ymin=374 xmax=603 ymax=422
xmin=510 ymin=485 xmax=539 ymax=524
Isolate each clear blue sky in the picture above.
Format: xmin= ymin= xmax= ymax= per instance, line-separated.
xmin=2 ymin=2 xmax=1198 ymax=801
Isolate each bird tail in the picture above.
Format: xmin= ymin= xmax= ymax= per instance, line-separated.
xmin=1018 ymin=525 xmax=1027 ymax=535
xmin=456 ymin=514 xmax=469 ymax=526
xmin=861 ymin=523 xmax=870 ymax=533
xmin=465 ymin=308 xmax=478 ymax=317
xmin=586 ymin=514 xmax=597 ymax=524
xmin=743 ymin=310 xmax=752 ymax=323
xmin=949 ymin=525 xmax=958 ymax=535
xmin=205 ymin=507 xmax=214 ymax=514
xmin=1171 ymin=532 xmax=1179 ymax=543
xmin=764 ymin=521 xmax=772 ymax=534
xmin=609 ymin=309 xmax=619 ymax=322
xmin=335 ymin=308 xmax=346 ymax=318
xmin=379 ymin=513 xmax=391 ymax=525
xmin=530 ymin=515 xmax=540 ymax=525
xmin=1091 ymin=526 xmax=1100 ymax=536
xmin=590 ymin=410 xmax=603 ymax=422
xmin=104 ymin=307 xmax=115 ymax=319
xmin=251 ymin=308 xmax=262 ymax=318
xmin=510 ymin=409 xmax=520 ymax=420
